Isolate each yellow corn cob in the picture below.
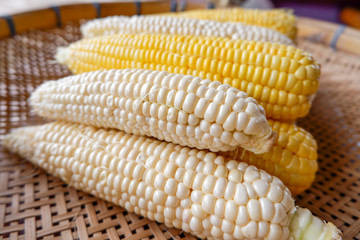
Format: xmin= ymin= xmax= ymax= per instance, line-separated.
xmin=81 ymin=15 xmax=294 ymax=45
xmin=221 ymin=120 xmax=318 ymax=195
xmin=30 ymin=69 xmax=275 ymax=153
xmin=161 ymin=8 xmax=297 ymax=40
xmin=3 ymin=121 xmax=341 ymax=240
xmin=56 ymin=34 xmax=320 ymax=121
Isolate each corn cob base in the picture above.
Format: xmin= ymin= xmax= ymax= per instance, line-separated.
xmin=3 ymin=122 xmax=341 ymax=240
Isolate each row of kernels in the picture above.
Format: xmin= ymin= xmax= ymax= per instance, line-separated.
xmin=258 ymin=101 xmax=310 ymax=120
xmin=138 ymin=34 xmax=303 ymax=68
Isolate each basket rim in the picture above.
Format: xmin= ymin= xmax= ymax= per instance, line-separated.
xmin=0 ymin=0 xmax=175 ymax=39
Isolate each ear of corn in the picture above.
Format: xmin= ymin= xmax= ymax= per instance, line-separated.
xmin=81 ymin=15 xmax=293 ymax=45
xmin=30 ymin=69 xmax=275 ymax=154
xmin=221 ymin=120 xmax=318 ymax=195
xmin=3 ymin=121 xmax=342 ymax=240
xmin=161 ymin=8 xmax=297 ymax=40
xmin=56 ymin=34 xmax=320 ymax=121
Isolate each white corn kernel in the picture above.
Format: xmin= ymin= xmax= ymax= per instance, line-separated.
xmin=214 ymin=199 xmax=226 ymax=218
xmin=202 ymin=194 xmax=216 ymax=214
xmin=4 ymin=122 xmax=337 ymax=240
xmin=260 ymin=198 xmax=276 ymax=221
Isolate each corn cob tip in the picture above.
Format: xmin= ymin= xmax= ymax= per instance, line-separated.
xmin=251 ymin=130 xmax=276 ymax=154
xmin=326 ymin=222 xmax=343 ymax=240
xmin=2 ymin=126 xmax=38 ymax=160
xmin=55 ymin=47 xmax=70 ymax=65
xmin=289 ymin=207 xmax=342 ymax=240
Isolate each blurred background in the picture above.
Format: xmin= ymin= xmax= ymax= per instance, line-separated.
xmin=0 ymin=0 xmax=360 ymax=28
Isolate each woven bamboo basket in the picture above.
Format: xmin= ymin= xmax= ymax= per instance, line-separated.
xmin=0 ymin=1 xmax=359 ymax=239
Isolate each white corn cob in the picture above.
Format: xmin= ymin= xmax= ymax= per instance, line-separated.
xmin=30 ymin=69 xmax=275 ymax=154
xmin=80 ymin=15 xmax=294 ymax=45
xmin=3 ymin=122 xmax=342 ymax=240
